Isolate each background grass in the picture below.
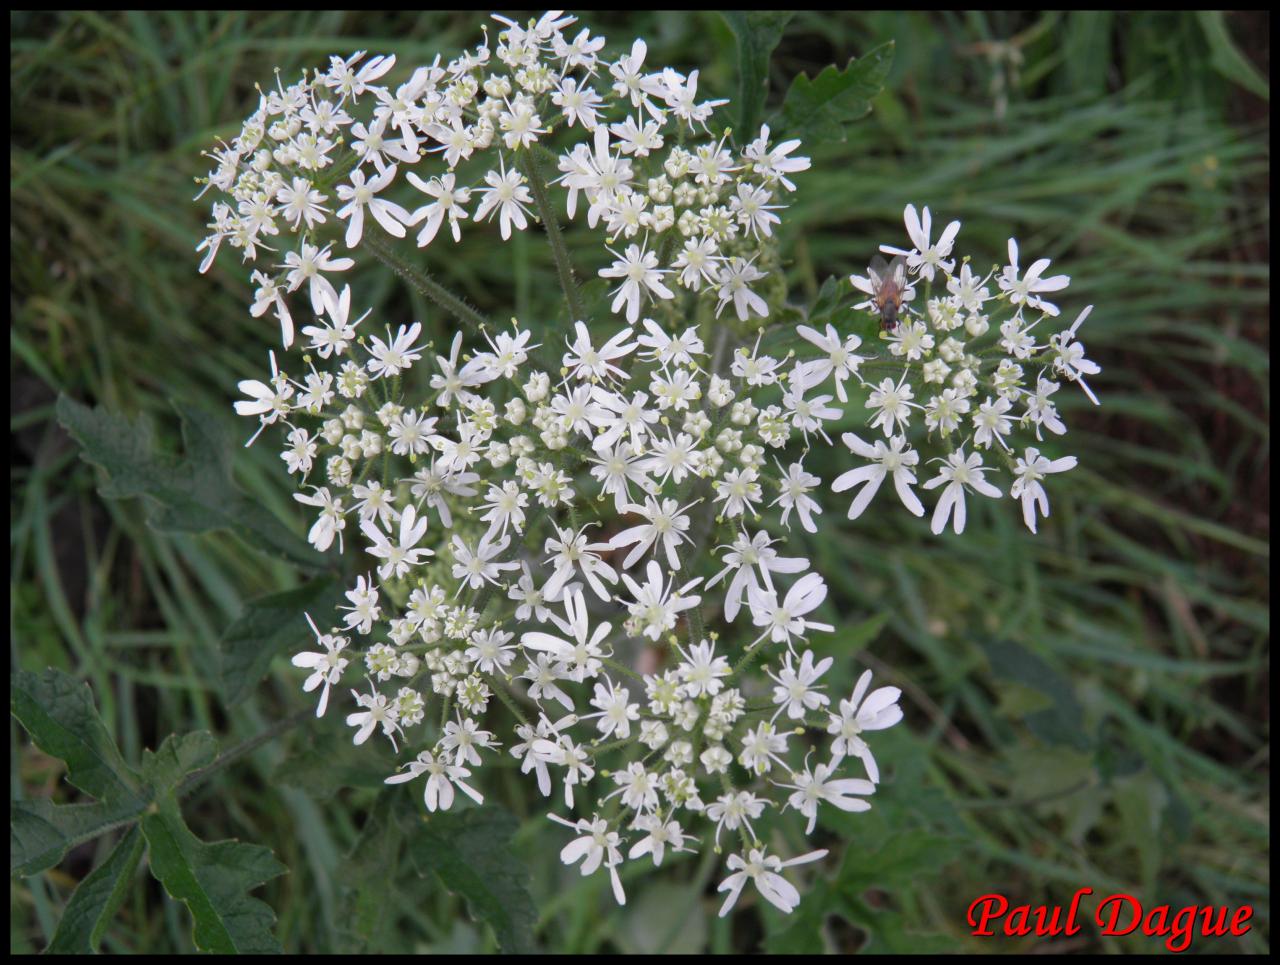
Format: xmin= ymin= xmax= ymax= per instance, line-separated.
xmin=10 ymin=9 xmax=1269 ymax=954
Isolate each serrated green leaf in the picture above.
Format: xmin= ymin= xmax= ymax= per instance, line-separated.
xmin=837 ymin=829 xmax=961 ymax=894
xmin=142 ymin=801 xmax=286 ymax=954
xmin=409 ymin=806 xmax=537 ymax=954
xmin=140 ymin=731 xmax=219 ymax=796
xmin=55 ymin=393 xmax=323 ymax=568
xmin=220 ymin=575 xmax=345 ymax=706
xmin=11 ymin=668 xmax=141 ymax=802
xmin=834 ymin=829 xmax=962 ymax=952
xmin=46 ymin=825 xmax=145 ymax=953
xmin=722 ymin=12 xmax=794 ymax=138
xmin=10 ymin=669 xmax=148 ymax=876
xmin=10 ymin=798 xmax=144 ymax=877
xmin=778 ymin=42 xmax=895 ymax=142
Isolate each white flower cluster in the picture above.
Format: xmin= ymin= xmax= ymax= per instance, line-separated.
xmin=198 ymin=11 xmax=1099 ymax=921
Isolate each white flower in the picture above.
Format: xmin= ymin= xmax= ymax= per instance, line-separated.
xmin=747 ymin=572 xmax=834 ymax=649
xmin=675 ymin=639 xmax=730 ymax=698
xmin=346 ymin=685 xmax=400 ymax=748
xmin=620 ymin=560 xmax=703 ymax=642
xmin=831 ymin=432 xmax=925 ymax=520
xmin=292 ymin=614 xmax=349 ymax=716
xmin=361 ymin=503 xmax=433 ymax=580
xmin=608 ymin=496 xmax=695 ymax=570
xmin=474 ymin=158 xmax=533 ymax=240
xmin=745 ymin=124 xmax=810 ymax=191
xmin=282 ymin=242 xmax=355 ymax=316
xmin=385 ymin=749 xmax=485 ymax=811
xmin=465 ymin=627 xmax=517 ymax=676
xmin=1010 ymin=447 xmax=1077 ymax=533
xmin=599 ymin=243 xmax=674 ymax=323
xmin=828 ymin=669 xmax=903 ymax=782
xmin=706 ymin=529 xmax=809 ymax=623
xmin=549 ymin=814 xmax=627 ymax=906
xmin=521 ymin=586 xmax=611 ymax=682
xmin=234 ymin=349 xmax=292 ymax=444
xmin=441 ymin=715 xmax=499 ymax=766
xmin=562 ymin=320 xmax=638 ymax=382
xmin=866 ymin=375 xmax=917 ymax=437
xmin=583 ymin=677 xmax=640 ymax=739
xmin=717 ymin=847 xmax=828 ymax=918
xmin=294 ymin=485 xmax=346 ymax=552
xmin=542 ymin=523 xmax=618 ymax=602
xmin=715 ymin=256 xmax=768 ymax=321
xmin=335 ymin=165 xmax=411 ymax=247
xmin=705 ymin=790 xmax=768 ymax=847
xmin=338 ymin=574 xmax=380 ymax=634
xmin=1050 ymin=305 xmax=1102 ymax=404
xmin=880 ymin=204 xmax=960 ymax=282
xmin=366 ymin=322 xmax=424 ymax=379
xmin=972 ymin=396 xmax=1014 ymax=450
xmin=776 ymin=763 xmax=874 ymax=833
xmin=766 ymin=649 xmax=834 ymax=721
xmin=737 ymin=720 xmax=790 ymax=775
xmin=450 ymin=532 xmax=519 ymax=590
xmin=998 ymin=238 xmax=1070 ymax=317
xmin=628 ymin=813 xmax=693 ymax=866
xmin=921 ymin=449 xmax=1003 ymax=535
xmin=636 ymin=319 xmax=705 ymax=367
xmin=773 ymin=461 xmax=823 ymax=533
xmin=302 ymin=284 xmax=368 ymax=358
xmin=796 ymin=324 xmax=865 ymax=403
xmin=275 ymin=176 xmax=329 ymax=231
xmin=405 ymin=171 xmax=472 ymax=246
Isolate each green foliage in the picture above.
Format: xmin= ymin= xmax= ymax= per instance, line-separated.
xmin=1197 ymin=11 xmax=1269 ymax=100
xmin=722 ymin=11 xmax=794 ymax=137
xmin=409 ymin=807 xmax=538 ymax=954
xmin=56 ymin=394 xmax=323 ymax=569
xmin=10 ymin=669 xmax=286 ymax=953
xmin=777 ymin=41 xmax=895 ymax=142
xmin=11 ymin=669 xmax=146 ymax=877
xmin=220 ymin=576 xmax=346 ymax=706
xmin=142 ymin=802 xmax=286 ymax=954
xmin=46 ymin=826 xmax=146 ymax=953
xmin=11 ymin=8 xmax=1270 ymax=955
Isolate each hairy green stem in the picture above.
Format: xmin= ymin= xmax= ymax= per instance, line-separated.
xmin=178 ymin=708 xmax=312 ymax=797
xmin=519 ymin=147 xmax=585 ymax=323
xmin=364 ymin=235 xmax=491 ymax=330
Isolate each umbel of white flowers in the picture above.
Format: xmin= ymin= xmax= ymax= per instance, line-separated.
xmin=199 ymin=10 xmax=1100 ymax=920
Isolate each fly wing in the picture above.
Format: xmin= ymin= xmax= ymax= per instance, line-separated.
xmin=867 ymin=254 xmax=891 ymax=293
xmin=887 ymin=254 xmax=908 ymax=290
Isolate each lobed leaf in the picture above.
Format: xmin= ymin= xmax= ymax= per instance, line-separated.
xmin=142 ymin=800 xmax=287 ymax=955
xmin=46 ymin=826 xmax=146 ymax=953
xmin=777 ymin=41 xmax=895 ymax=142
xmin=10 ymin=668 xmax=147 ymax=876
xmin=10 ymin=798 xmax=144 ymax=878
xmin=11 ymin=668 xmax=141 ymax=803
xmin=409 ymin=806 xmax=537 ymax=954
xmin=55 ymin=393 xmax=323 ymax=568
xmin=723 ymin=11 xmax=794 ymax=138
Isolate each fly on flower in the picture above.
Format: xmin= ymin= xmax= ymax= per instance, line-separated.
xmin=866 ymin=254 xmax=910 ymax=332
